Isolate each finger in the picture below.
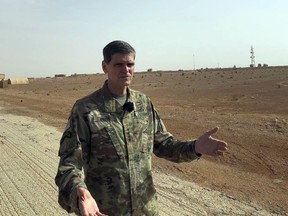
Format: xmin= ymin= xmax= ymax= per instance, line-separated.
xmin=218 ymin=145 xmax=228 ymax=151
xmin=216 ymin=150 xmax=225 ymax=156
xmin=217 ymin=141 xmax=228 ymax=148
xmin=205 ymin=127 xmax=219 ymax=137
xmin=97 ymin=212 xmax=108 ymax=216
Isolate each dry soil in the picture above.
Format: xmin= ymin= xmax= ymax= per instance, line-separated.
xmin=0 ymin=66 xmax=287 ymax=215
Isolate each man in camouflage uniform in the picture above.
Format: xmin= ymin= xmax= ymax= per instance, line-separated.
xmin=55 ymin=40 xmax=228 ymax=216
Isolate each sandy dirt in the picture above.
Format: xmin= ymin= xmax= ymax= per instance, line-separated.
xmin=0 ymin=109 xmax=276 ymax=216
xmin=0 ymin=66 xmax=288 ymax=215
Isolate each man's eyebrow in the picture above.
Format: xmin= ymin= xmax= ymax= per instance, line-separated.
xmin=113 ymin=62 xmax=135 ymax=66
xmin=113 ymin=62 xmax=124 ymax=66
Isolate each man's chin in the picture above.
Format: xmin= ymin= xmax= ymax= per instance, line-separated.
xmin=121 ymin=80 xmax=132 ymax=87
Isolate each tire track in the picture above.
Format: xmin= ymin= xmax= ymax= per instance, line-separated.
xmin=0 ymin=180 xmax=20 ymax=215
xmin=0 ymin=117 xmax=58 ymax=191
xmin=0 ymin=154 xmax=38 ymax=215
xmin=1 ymin=142 xmax=57 ymax=208
xmin=0 ymin=116 xmax=60 ymax=175
xmin=0 ymin=113 xmax=68 ymax=215
xmin=2 ymin=134 xmax=57 ymax=190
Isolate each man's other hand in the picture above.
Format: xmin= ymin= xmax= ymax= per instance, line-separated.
xmin=77 ymin=188 xmax=108 ymax=216
xmin=195 ymin=127 xmax=228 ymax=156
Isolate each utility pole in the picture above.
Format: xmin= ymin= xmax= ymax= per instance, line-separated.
xmin=250 ymin=46 xmax=255 ymax=67
xmin=193 ymin=54 xmax=195 ymax=70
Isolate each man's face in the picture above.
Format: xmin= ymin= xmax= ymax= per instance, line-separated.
xmin=102 ymin=53 xmax=135 ymax=93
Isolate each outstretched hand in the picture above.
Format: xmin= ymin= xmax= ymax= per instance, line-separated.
xmin=195 ymin=127 xmax=228 ymax=157
xmin=77 ymin=188 xmax=108 ymax=216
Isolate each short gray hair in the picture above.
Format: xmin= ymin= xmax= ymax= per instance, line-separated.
xmin=103 ymin=40 xmax=136 ymax=63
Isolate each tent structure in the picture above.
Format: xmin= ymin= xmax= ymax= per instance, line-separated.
xmin=0 ymin=79 xmax=8 ymax=88
xmin=8 ymin=78 xmax=29 ymax=85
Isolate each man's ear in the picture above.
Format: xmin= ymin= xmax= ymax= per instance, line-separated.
xmin=102 ymin=60 xmax=107 ymax=74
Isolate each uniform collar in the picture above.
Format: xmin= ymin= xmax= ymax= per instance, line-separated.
xmin=101 ymin=80 xmax=133 ymax=113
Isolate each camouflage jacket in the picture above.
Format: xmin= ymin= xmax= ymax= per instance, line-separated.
xmin=55 ymin=81 xmax=201 ymax=216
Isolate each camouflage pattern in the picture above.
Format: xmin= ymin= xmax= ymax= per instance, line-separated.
xmin=55 ymin=81 xmax=200 ymax=215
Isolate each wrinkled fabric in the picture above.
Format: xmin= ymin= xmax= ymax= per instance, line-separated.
xmin=55 ymin=81 xmax=200 ymax=215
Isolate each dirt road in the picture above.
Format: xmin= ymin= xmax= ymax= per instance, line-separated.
xmin=0 ymin=108 xmax=277 ymax=216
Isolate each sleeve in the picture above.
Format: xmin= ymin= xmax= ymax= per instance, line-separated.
xmin=54 ymin=104 xmax=91 ymax=214
xmin=152 ymin=104 xmax=201 ymax=162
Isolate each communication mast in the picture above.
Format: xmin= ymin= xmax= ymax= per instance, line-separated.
xmin=250 ymin=46 xmax=255 ymax=67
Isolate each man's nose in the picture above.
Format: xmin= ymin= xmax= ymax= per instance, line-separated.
xmin=123 ymin=65 xmax=130 ymax=72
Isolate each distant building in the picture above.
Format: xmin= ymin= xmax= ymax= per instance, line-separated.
xmin=0 ymin=73 xmax=5 ymax=80
xmin=55 ymin=74 xmax=66 ymax=78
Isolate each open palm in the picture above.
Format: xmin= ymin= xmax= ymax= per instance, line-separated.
xmin=195 ymin=127 xmax=228 ymax=156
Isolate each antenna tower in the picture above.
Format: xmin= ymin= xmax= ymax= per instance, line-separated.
xmin=250 ymin=46 xmax=255 ymax=67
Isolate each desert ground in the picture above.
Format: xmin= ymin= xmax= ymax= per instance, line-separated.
xmin=0 ymin=66 xmax=287 ymax=215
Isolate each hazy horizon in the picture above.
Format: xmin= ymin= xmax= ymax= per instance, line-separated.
xmin=1 ymin=0 xmax=288 ymax=78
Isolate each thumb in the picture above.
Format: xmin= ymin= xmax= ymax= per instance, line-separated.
xmin=205 ymin=127 xmax=219 ymax=137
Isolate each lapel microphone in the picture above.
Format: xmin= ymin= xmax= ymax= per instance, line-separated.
xmin=123 ymin=102 xmax=134 ymax=112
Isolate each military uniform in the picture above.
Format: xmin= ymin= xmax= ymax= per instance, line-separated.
xmin=55 ymin=81 xmax=201 ymax=216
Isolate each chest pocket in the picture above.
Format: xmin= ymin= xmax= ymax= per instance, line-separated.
xmin=132 ymin=112 xmax=153 ymax=154
xmin=89 ymin=113 xmax=126 ymax=161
